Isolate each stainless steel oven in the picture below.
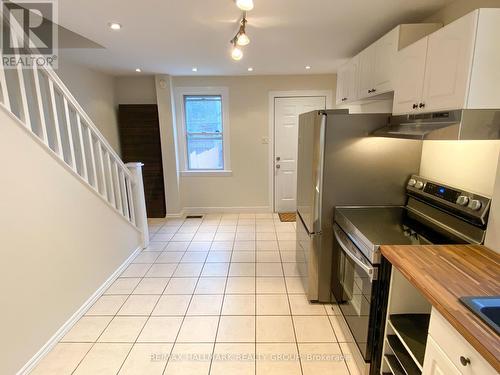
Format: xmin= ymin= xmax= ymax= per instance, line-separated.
xmin=333 ymin=224 xmax=379 ymax=362
xmin=330 ymin=175 xmax=491 ymax=375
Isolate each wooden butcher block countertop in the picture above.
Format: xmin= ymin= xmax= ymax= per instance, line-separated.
xmin=381 ymin=244 xmax=500 ymax=372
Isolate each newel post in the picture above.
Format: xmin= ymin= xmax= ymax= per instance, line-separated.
xmin=126 ymin=162 xmax=149 ymax=249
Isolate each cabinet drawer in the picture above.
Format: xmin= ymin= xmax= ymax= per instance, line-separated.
xmin=428 ymin=308 xmax=497 ymax=375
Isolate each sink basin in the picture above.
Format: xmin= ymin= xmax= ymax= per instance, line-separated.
xmin=460 ymin=296 xmax=500 ymax=335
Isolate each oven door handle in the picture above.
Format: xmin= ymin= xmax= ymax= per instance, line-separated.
xmin=334 ymin=226 xmax=378 ymax=281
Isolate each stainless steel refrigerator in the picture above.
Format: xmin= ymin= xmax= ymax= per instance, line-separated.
xmin=295 ymin=110 xmax=422 ymax=302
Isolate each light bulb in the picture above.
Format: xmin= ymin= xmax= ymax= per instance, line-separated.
xmin=231 ymin=46 xmax=243 ymax=61
xmin=236 ymin=0 xmax=254 ymax=11
xmin=236 ymin=32 xmax=250 ymax=46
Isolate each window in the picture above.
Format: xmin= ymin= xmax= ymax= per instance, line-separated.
xmin=184 ymin=95 xmax=223 ymax=170
xmin=175 ymin=87 xmax=231 ymax=175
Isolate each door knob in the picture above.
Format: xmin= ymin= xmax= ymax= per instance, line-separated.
xmin=276 ymin=165 xmax=281 ymax=169
xmin=276 ymin=156 xmax=281 ymax=161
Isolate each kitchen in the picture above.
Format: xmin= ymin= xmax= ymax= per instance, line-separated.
xmin=296 ymin=5 xmax=500 ymax=375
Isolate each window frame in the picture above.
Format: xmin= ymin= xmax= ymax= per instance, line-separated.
xmin=174 ymin=87 xmax=231 ymax=176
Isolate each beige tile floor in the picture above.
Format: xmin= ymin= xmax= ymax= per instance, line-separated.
xmin=32 ymin=213 xmax=357 ymax=375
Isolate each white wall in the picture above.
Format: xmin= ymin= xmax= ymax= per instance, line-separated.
xmin=170 ymin=74 xmax=336 ymax=212
xmin=56 ymin=58 xmax=121 ymax=154
xmin=0 ymin=109 xmax=142 ymax=375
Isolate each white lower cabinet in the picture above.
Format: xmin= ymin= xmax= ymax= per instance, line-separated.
xmin=423 ymin=336 xmax=461 ymax=375
xmin=423 ymin=308 xmax=497 ymax=375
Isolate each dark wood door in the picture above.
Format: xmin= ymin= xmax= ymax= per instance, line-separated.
xmin=118 ymin=104 xmax=166 ymax=218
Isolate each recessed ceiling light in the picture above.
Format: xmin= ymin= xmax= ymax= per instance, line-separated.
xmin=305 ymin=65 xmax=311 ymax=70
xmin=247 ymin=67 xmax=254 ymax=72
xmin=109 ymin=22 xmax=122 ymax=30
xmin=192 ymin=67 xmax=198 ymax=72
xmin=135 ymin=68 xmax=141 ymax=72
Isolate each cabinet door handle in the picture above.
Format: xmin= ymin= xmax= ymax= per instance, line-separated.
xmin=460 ymin=356 xmax=471 ymax=367
xmin=341 ymin=97 xmax=347 ymax=102
xmin=412 ymin=104 xmax=418 ymax=109
xmin=372 ymin=88 xmax=376 ymax=93
xmin=419 ymin=102 xmax=426 ymax=108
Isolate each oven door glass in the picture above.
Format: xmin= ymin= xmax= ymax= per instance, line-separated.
xmin=334 ymin=226 xmax=377 ymax=361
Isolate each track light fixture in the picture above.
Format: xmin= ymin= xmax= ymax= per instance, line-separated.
xmin=230 ymin=13 xmax=250 ymax=60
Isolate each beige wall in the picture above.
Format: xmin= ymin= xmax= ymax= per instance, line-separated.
xmin=425 ymin=0 xmax=500 ymax=24
xmin=0 ymin=110 xmax=142 ymax=374
xmin=419 ymin=141 xmax=500 ymax=196
xmin=115 ymin=76 xmax=157 ymax=104
xmin=56 ymin=58 xmax=121 ymax=154
xmin=171 ymin=74 xmax=336 ymax=211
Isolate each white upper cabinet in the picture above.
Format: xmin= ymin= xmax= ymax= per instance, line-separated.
xmin=335 ymin=56 xmax=358 ymax=105
xmin=393 ymin=8 xmax=500 ymax=115
xmin=335 ymin=23 xmax=441 ymax=106
xmin=421 ymin=11 xmax=477 ymax=112
xmin=358 ymin=27 xmax=399 ymax=98
xmin=393 ymin=37 xmax=428 ymax=114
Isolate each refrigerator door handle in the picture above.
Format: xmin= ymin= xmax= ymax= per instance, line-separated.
xmin=313 ymin=114 xmax=326 ymax=233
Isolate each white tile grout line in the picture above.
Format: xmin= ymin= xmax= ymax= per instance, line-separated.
xmin=38 ymin=214 xmax=346 ymax=375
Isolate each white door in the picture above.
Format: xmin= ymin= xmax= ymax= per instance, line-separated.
xmin=392 ymin=36 xmax=428 ymax=115
xmin=274 ymin=96 xmax=326 ymax=212
xmin=421 ymin=11 xmax=477 ymax=112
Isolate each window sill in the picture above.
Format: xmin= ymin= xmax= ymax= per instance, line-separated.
xmin=180 ymin=170 xmax=233 ymax=177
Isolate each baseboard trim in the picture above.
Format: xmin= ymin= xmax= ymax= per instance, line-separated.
xmin=17 ymin=246 xmax=142 ymax=375
xmin=183 ymin=206 xmax=272 ymax=214
xmin=165 ymin=211 xmax=185 ymax=219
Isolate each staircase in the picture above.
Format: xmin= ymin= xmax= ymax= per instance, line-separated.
xmin=0 ymin=23 xmax=149 ymax=247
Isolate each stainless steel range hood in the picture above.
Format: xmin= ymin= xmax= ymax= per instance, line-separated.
xmin=373 ymin=109 xmax=500 ymax=140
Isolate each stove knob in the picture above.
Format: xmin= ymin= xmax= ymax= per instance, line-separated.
xmin=408 ymin=178 xmax=417 ymax=187
xmin=456 ymin=195 xmax=469 ymax=206
xmin=468 ymin=199 xmax=482 ymax=211
xmin=414 ymin=181 xmax=424 ymax=190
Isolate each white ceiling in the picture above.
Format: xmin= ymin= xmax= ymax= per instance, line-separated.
xmin=57 ymin=0 xmax=454 ymax=76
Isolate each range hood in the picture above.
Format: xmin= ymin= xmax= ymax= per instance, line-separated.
xmin=373 ymin=109 xmax=500 ymax=140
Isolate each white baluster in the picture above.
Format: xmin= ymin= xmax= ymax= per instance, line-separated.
xmin=105 ymin=151 xmax=116 ymax=207
xmin=96 ymin=142 xmax=108 ymax=198
xmin=76 ymin=115 xmax=88 ymax=181
xmin=113 ymin=160 xmax=123 ymax=212
xmin=63 ymin=97 xmax=76 ymax=170
xmin=86 ymin=126 xmax=99 ymax=190
xmin=0 ymin=62 xmax=11 ymax=111
xmin=32 ymin=66 xmax=48 ymax=144
xmin=126 ymin=177 xmax=136 ymax=225
xmin=119 ymin=170 xmax=130 ymax=218
xmin=127 ymin=162 xmax=149 ymax=248
xmin=15 ymin=62 xmax=31 ymax=129
xmin=48 ymin=80 xmax=63 ymax=158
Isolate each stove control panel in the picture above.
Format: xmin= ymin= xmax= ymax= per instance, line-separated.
xmin=406 ymin=175 xmax=491 ymax=224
